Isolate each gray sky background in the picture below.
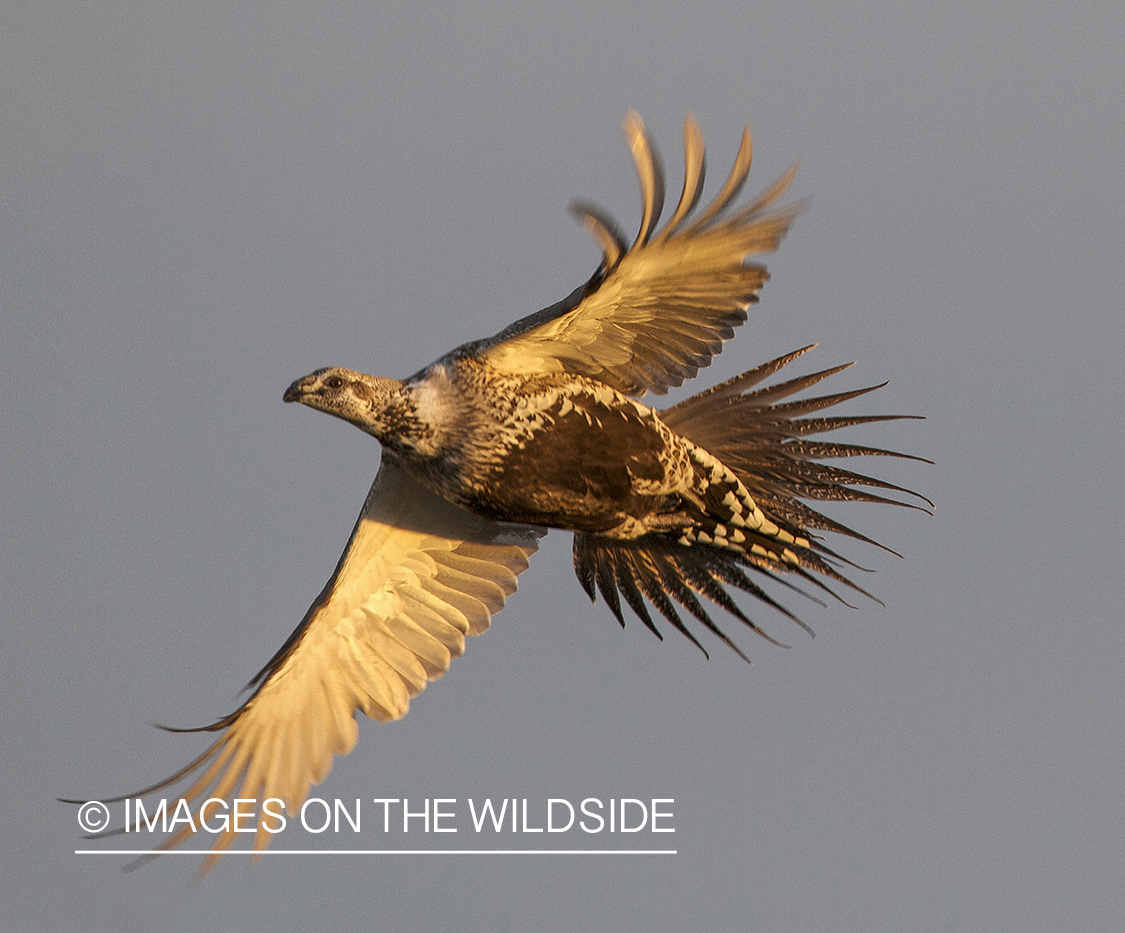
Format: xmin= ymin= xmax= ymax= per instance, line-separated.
xmin=3 ymin=3 xmax=1123 ymax=931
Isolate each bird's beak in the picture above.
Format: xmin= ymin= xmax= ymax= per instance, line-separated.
xmin=283 ymin=380 xmax=304 ymax=403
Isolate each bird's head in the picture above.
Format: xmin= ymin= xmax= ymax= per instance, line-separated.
xmin=284 ymin=367 xmax=408 ymax=440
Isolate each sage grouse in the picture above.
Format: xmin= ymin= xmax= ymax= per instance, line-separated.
xmin=77 ymin=112 xmax=927 ymax=870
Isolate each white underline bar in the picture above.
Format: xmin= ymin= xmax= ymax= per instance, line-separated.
xmin=77 ymin=848 xmax=676 ymax=856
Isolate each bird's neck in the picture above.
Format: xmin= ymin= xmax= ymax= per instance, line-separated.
xmin=348 ymin=375 xmax=442 ymax=458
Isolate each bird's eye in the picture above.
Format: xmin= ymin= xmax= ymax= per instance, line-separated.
xmin=325 ymin=376 xmax=345 ymax=390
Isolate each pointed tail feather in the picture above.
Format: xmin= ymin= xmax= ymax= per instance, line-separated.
xmin=575 ymin=347 xmax=928 ymax=656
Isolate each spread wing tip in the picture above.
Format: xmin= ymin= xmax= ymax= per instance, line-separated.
xmin=482 ymin=112 xmax=800 ymax=397
xmin=79 ymin=465 xmax=543 ymax=871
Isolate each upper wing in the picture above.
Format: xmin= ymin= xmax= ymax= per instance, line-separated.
xmin=477 ymin=111 xmax=802 ymax=397
xmin=109 ymin=458 xmax=542 ymax=871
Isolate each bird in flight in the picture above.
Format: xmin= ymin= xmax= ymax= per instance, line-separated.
xmin=76 ymin=112 xmax=927 ymax=871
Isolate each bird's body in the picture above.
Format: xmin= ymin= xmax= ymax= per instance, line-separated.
xmin=286 ymin=357 xmax=783 ymax=550
xmin=74 ymin=112 xmax=927 ymax=871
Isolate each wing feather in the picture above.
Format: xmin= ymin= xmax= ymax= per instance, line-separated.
xmin=656 ymin=113 xmax=706 ymax=240
xmin=477 ymin=112 xmax=800 ymax=397
xmin=623 ymin=109 xmax=665 ymax=248
xmin=91 ymin=459 xmax=541 ymax=872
